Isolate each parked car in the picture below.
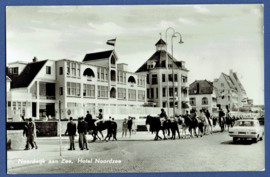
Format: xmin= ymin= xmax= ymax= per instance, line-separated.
xmin=229 ymin=118 xmax=264 ymax=143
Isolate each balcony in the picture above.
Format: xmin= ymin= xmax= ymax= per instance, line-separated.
xmin=40 ymin=95 xmax=55 ymax=100
xmin=181 ymin=95 xmax=188 ymax=101
xmin=111 ymin=81 xmax=116 ymax=86
xmin=181 ymin=81 xmax=188 ymax=87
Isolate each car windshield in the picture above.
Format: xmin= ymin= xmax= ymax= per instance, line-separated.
xmin=235 ymin=121 xmax=255 ymax=127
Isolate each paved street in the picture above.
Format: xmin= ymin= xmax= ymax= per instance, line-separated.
xmin=7 ymin=127 xmax=264 ymax=174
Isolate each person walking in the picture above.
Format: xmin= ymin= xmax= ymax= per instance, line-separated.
xmin=23 ymin=118 xmax=34 ymax=150
xmin=32 ymin=119 xmax=38 ymax=149
xmin=122 ymin=118 xmax=128 ymax=138
xmin=65 ymin=117 xmax=76 ymax=150
xmin=127 ymin=117 xmax=133 ymax=137
xmin=77 ymin=117 xmax=87 ymax=150
xmin=132 ymin=117 xmax=137 ymax=135
xmin=111 ymin=118 xmax=117 ymax=141
xmin=198 ymin=110 xmax=206 ymax=137
xmin=81 ymin=117 xmax=89 ymax=150
xmin=85 ymin=111 xmax=92 ymax=133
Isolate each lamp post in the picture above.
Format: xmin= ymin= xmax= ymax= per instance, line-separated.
xmin=59 ymin=100 xmax=62 ymax=156
xmin=171 ymin=32 xmax=184 ymax=119
xmin=165 ymin=27 xmax=175 ymax=118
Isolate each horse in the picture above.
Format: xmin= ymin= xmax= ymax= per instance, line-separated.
xmin=147 ymin=115 xmax=173 ymax=140
xmin=224 ymin=114 xmax=233 ymax=131
xmin=87 ymin=118 xmax=109 ymax=142
xmin=178 ymin=115 xmax=199 ymax=138
xmin=176 ymin=116 xmax=189 ymax=138
xmin=168 ymin=118 xmax=181 ymax=140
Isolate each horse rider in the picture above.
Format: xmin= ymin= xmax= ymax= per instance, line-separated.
xmin=198 ymin=110 xmax=206 ymax=137
xmin=94 ymin=109 xmax=104 ymax=126
xmin=159 ymin=108 xmax=167 ymax=127
xmin=218 ymin=106 xmax=225 ymax=132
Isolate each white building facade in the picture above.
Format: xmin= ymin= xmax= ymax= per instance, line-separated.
xmin=135 ymin=39 xmax=190 ymax=115
xmin=6 ymin=50 xmax=147 ymax=121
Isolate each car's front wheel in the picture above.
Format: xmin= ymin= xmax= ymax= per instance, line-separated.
xmin=252 ymin=135 xmax=259 ymax=143
xmin=233 ymin=137 xmax=238 ymax=143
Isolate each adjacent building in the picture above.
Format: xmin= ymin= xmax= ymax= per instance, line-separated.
xmin=188 ymin=80 xmax=218 ymax=115
xmin=213 ymin=69 xmax=248 ymax=111
xmin=135 ymin=38 xmax=190 ymax=115
xmin=6 ymin=50 xmax=147 ymax=121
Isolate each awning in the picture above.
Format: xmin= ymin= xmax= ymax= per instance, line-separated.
xmin=182 ymin=102 xmax=192 ymax=109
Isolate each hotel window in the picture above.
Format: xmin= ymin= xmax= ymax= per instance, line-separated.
xmin=174 ymin=74 xmax=178 ymax=82
xmin=163 ymin=88 xmax=166 ymax=97
xmin=152 ymin=74 xmax=158 ymax=84
xmin=138 ymin=90 xmax=145 ymax=101
xmin=59 ymin=67 xmax=63 ymax=75
xmin=147 ymin=74 xmax=149 ymax=84
xmin=71 ymin=63 xmax=75 ymax=76
xmin=202 ymin=97 xmax=208 ymax=105
xmin=67 ymin=82 xmax=80 ymax=96
xmin=77 ymin=64 xmax=80 ymax=77
xmin=151 ymin=88 xmax=154 ymax=98
xmin=59 ymin=87 xmax=63 ymax=95
xmin=117 ymin=71 xmax=120 ymax=82
xmin=98 ymin=86 xmax=108 ymax=98
xmin=120 ymin=72 xmax=123 ymax=82
xmin=221 ymin=83 xmax=224 ymax=87
xmin=163 ymin=102 xmax=166 ymax=108
xmin=162 ymin=74 xmax=166 ymax=82
xmin=13 ymin=102 xmax=16 ymax=110
xmin=17 ymin=102 xmax=21 ymax=111
xmin=97 ymin=68 xmax=100 ymax=79
xmin=46 ymin=66 xmax=51 ymax=75
xmin=118 ymin=88 xmax=126 ymax=99
xmin=67 ymin=62 xmax=70 ymax=75
xmin=168 ymin=74 xmax=173 ymax=82
xmin=101 ymin=68 xmax=104 ymax=80
xmin=105 ymin=69 xmax=108 ymax=80
xmin=182 ymin=76 xmax=187 ymax=83
xmin=142 ymin=77 xmax=145 ymax=87
xmin=190 ymin=97 xmax=196 ymax=106
xmin=83 ymin=84 xmax=95 ymax=97
xmin=228 ymin=96 xmax=230 ymax=101
xmin=156 ymin=88 xmax=158 ymax=98
xmin=123 ymin=73 xmax=126 ymax=84
xmin=147 ymin=89 xmax=150 ymax=98
xmin=128 ymin=89 xmax=136 ymax=100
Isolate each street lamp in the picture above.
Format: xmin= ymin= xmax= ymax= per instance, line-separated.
xmin=165 ymin=27 xmax=175 ymax=118
xmin=171 ymin=32 xmax=184 ymax=119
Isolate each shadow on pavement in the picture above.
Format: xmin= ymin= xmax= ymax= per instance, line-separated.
xmin=220 ymin=140 xmax=253 ymax=145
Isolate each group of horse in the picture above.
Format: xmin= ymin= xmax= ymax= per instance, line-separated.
xmin=84 ymin=114 xmax=241 ymax=141
xmin=146 ymin=114 xmax=240 ymax=140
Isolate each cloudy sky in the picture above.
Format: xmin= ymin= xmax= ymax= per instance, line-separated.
xmin=6 ymin=5 xmax=264 ymax=104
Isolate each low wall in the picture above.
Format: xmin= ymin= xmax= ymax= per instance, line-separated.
xmin=7 ymin=130 xmax=25 ymax=150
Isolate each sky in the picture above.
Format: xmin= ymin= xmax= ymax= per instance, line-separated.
xmin=6 ymin=5 xmax=264 ymax=105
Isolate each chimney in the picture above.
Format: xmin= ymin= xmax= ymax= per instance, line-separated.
xmin=33 ymin=56 xmax=38 ymax=62
xmin=117 ymin=63 xmax=128 ymax=71
xmin=214 ymin=79 xmax=219 ymax=82
xmin=230 ymin=69 xmax=233 ymax=74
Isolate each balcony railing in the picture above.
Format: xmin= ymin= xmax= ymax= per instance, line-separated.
xmin=39 ymin=95 xmax=55 ymax=100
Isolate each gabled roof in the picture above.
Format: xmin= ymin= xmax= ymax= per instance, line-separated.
xmin=83 ymin=50 xmax=113 ymax=62
xmin=232 ymin=73 xmax=247 ymax=94
xmin=135 ymin=51 xmax=189 ymax=73
xmin=155 ymin=39 xmax=166 ymax=46
xmin=222 ymin=73 xmax=237 ymax=89
xmin=10 ymin=60 xmax=47 ymax=88
xmin=189 ymin=80 xmax=214 ymax=95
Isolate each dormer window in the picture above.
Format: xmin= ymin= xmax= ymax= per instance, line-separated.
xmin=147 ymin=61 xmax=156 ymax=69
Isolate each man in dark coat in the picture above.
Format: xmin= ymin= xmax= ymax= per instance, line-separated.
xmin=65 ymin=117 xmax=76 ymax=150
xmin=77 ymin=117 xmax=89 ymax=150
xmin=23 ymin=118 xmax=35 ymax=150
xmin=85 ymin=111 xmax=92 ymax=132
xmin=23 ymin=119 xmax=33 ymax=150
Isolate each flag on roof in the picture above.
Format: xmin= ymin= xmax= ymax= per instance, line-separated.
xmin=106 ymin=38 xmax=116 ymax=46
xmin=220 ymin=90 xmax=225 ymax=99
